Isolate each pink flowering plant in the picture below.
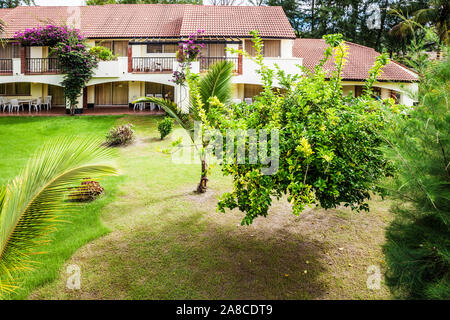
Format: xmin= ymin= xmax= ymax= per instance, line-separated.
xmin=171 ymin=30 xmax=205 ymax=86
xmin=14 ymin=25 xmax=98 ymax=115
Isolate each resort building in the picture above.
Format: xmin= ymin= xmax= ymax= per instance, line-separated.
xmin=0 ymin=4 xmax=418 ymax=114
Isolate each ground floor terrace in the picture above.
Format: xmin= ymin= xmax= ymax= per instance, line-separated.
xmin=0 ymin=107 xmax=165 ymax=117
xmin=0 ymin=80 xmax=177 ymax=114
xmin=0 ymin=80 xmax=417 ymax=116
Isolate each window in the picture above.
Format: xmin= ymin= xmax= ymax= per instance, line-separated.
xmin=95 ymin=82 xmax=129 ymax=105
xmin=163 ymin=44 xmax=178 ymax=53
xmin=244 ymin=84 xmax=262 ymax=99
xmin=245 ymin=39 xmax=281 ymax=57
xmin=145 ymin=82 xmax=175 ymax=101
xmin=147 ymin=44 xmax=163 ymax=54
xmin=0 ymin=44 xmax=12 ymax=59
xmin=146 ymin=44 xmax=178 ymax=54
xmin=95 ymin=41 xmax=112 ymax=51
xmin=263 ymin=40 xmax=281 ymax=57
xmin=390 ymin=90 xmax=401 ymax=104
xmin=13 ymin=44 xmax=20 ymax=58
xmin=48 ymin=85 xmax=65 ymax=106
xmin=0 ymin=83 xmax=31 ymax=96
xmin=95 ymin=41 xmax=129 ymax=57
xmin=113 ymin=41 xmax=128 ymax=57
xmin=200 ymin=44 xmax=226 ymax=57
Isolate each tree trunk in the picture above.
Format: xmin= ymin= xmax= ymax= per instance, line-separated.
xmin=375 ymin=0 xmax=389 ymax=51
xmin=196 ymin=159 xmax=208 ymax=194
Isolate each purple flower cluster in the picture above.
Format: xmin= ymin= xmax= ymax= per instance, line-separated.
xmin=13 ymin=25 xmax=84 ymax=47
xmin=171 ymin=70 xmax=187 ymax=86
xmin=176 ymin=30 xmax=205 ymax=63
xmin=171 ymin=30 xmax=205 ymax=85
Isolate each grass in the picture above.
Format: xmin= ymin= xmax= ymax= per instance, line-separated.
xmin=0 ymin=115 xmax=393 ymax=300
xmin=0 ymin=116 xmax=123 ymax=299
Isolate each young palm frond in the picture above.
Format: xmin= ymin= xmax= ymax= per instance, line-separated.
xmin=134 ymin=60 xmax=234 ymax=193
xmin=198 ymin=60 xmax=234 ymax=113
xmin=0 ymin=137 xmax=117 ymax=296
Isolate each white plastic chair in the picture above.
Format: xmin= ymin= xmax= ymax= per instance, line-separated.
xmin=0 ymin=97 xmax=8 ymax=112
xmin=31 ymin=98 xmax=42 ymax=112
xmin=10 ymin=99 xmax=21 ymax=112
xmin=44 ymin=96 xmax=52 ymax=110
xmin=244 ymin=98 xmax=253 ymax=105
xmin=232 ymin=99 xmax=242 ymax=104
xmin=146 ymin=94 xmax=155 ymax=110
xmin=154 ymin=94 xmax=163 ymax=111
xmin=150 ymin=61 xmax=163 ymax=73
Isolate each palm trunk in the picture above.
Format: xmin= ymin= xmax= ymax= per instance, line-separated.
xmin=197 ymin=157 xmax=208 ymax=194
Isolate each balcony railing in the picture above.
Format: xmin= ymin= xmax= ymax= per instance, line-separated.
xmin=132 ymin=57 xmax=175 ymax=73
xmin=25 ymin=58 xmax=60 ymax=74
xmin=199 ymin=57 xmax=239 ymax=73
xmin=0 ymin=59 xmax=13 ymax=74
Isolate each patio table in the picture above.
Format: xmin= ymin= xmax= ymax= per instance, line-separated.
xmin=18 ymin=99 xmax=33 ymax=112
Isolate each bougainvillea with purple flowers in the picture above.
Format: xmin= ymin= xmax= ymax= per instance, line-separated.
xmin=171 ymin=30 xmax=205 ymax=86
xmin=14 ymin=25 xmax=98 ymax=115
xmin=14 ymin=25 xmax=84 ymax=47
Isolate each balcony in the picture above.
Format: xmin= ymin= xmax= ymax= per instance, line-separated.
xmin=25 ymin=58 xmax=60 ymax=74
xmin=0 ymin=59 xmax=13 ymax=75
xmin=132 ymin=57 xmax=176 ymax=73
xmin=199 ymin=57 xmax=239 ymax=73
xmin=239 ymin=57 xmax=303 ymax=83
xmin=93 ymin=58 xmax=128 ymax=78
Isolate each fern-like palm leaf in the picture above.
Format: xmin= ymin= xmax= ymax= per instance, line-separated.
xmin=0 ymin=137 xmax=117 ymax=296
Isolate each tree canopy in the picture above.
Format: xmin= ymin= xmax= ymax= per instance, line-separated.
xmin=0 ymin=0 xmax=34 ymax=8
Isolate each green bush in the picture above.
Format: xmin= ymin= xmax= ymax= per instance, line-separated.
xmin=89 ymin=46 xmax=118 ymax=61
xmin=215 ymin=33 xmax=394 ymax=225
xmin=105 ymin=124 xmax=135 ymax=146
xmin=158 ymin=117 xmax=174 ymax=140
xmin=382 ymin=51 xmax=449 ymax=299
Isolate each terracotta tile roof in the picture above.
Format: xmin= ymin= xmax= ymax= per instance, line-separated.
xmin=293 ymin=38 xmax=418 ymax=82
xmin=181 ymin=5 xmax=296 ymax=38
xmin=0 ymin=4 xmax=295 ymax=39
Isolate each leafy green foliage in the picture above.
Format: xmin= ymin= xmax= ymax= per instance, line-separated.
xmin=89 ymin=46 xmax=118 ymax=61
xmin=381 ymin=48 xmax=449 ymax=299
xmin=0 ymin=0 xmax=35 ymax=8
xmin=217 ymin=32 xmax=395 ymax=225
xmin=0 ymin=138 xmax=117 ymax=297
xmin=158 ymin=117 xmax=174 ymax=140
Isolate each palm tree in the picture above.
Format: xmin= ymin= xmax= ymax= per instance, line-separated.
xmin=390 ymin=0 xmax=449 ymax=45
xmin=134 ymin=60 xmax=234 ymax=193
xmin=0 ymin=138 xmax=117 ymax=297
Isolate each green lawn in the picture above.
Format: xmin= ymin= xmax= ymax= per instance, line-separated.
xmin=0 ymin=115 xmax=393 ymax=300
